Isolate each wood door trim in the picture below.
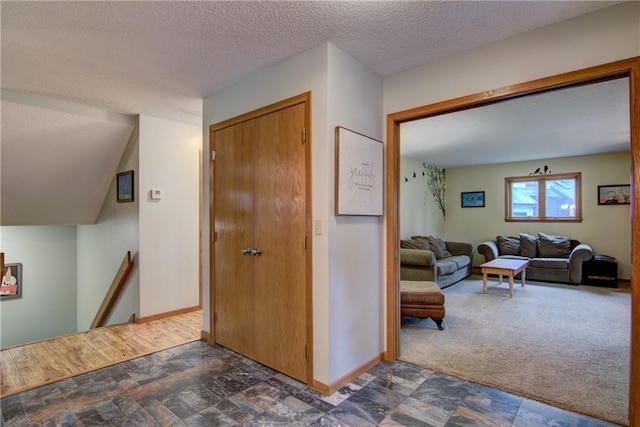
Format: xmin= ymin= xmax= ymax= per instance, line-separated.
xmin=209 ymin=92 xmax=313 ymax=383
xmin=385 ymin=57 xmax=640 ymax=424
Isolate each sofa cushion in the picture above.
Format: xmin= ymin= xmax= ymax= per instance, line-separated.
xmin=436 ymin=260 xmax=458 ymax=276
xmin=537 ymin=232 xmax=571 ymax=258
xmin=498 ymin=255 xmax=530 ymax=261
xmin=529 ymin=257 xmax=569 ymax=269
xmin=426 ymin=236 xmax=452 ymax=259
xmin=496 ymin=235 xmax=520 ymax=255
xmin=401 ymin=239 xmax=430 ymax=251
xmin=448 ymin=255 xmax=471 ymax=269
xmin=519 ymin=233 xmax=538 ymax=258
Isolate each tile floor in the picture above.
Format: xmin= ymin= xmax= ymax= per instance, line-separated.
xmin=0 ymin=341 xmax=621 ymax=426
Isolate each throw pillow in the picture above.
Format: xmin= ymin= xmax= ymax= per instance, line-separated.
xmin=519 ymin=233 xmax=538 ymax=258
xmin=538 ymin=232 xmax=571 ymax=258
xmin=426 ymin=236 xmax=452 ymax=259
xmin=496 ymin=235 xmax=520 ymax=255
xmin=400 ymin=239 xmax=430 ymax=250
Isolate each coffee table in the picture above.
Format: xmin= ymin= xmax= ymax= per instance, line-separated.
xmin=480 ymin=259 xmax=529 ymax=298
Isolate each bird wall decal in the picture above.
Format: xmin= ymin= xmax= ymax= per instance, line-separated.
xmin=529 ymin=165 xmax=551 ymax=175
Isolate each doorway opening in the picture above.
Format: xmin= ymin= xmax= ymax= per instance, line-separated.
xmin=385 ymin=57 xmax=640 ymax=424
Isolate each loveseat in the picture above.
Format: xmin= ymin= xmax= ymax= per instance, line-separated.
xmin=477 ymin=232 xmax=593 ymax=284
xmin=400 ymin=235 xmax=474 ymax=288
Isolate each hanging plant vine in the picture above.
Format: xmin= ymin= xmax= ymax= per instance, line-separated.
xmin=423 ymin=163 xmax=446 ymax=220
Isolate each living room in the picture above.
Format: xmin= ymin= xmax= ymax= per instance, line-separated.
xmin=400 ymin=152 xmax=631 ymax=277
xmin=397 ymin=78 xmax=631 ymax=424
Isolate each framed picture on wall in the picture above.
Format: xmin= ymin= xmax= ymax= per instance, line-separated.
xmin=1 ymin=263 xmax=22 ymax=299
xmin=597 ymin=184 xmax=630 ymax=205
xmin=117 ymin=170 xmax=135 ymax=203
xmin=461 ymin=191 xmax=485 ymax=208
xmin=335 ymin=126 xmax=383 ymax=216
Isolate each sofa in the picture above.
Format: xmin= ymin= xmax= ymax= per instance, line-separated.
xmin=477 ymin=232 xmax=593 ymax=284
xmin=400 ymin=235 xmax=474 ymax=288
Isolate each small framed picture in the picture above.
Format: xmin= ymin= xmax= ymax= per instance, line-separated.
xmin=117 ymin=170 xmax=135 ymax=203
xmin=1 ymin=263 xmax=22 ymax=299
xmin=461 ymin=191 xmax=485 ymax=208
xmin=598 ymin=184 xmax=630 ymax=205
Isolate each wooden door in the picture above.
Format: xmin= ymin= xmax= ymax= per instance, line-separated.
xmin=212 ymin=98 xmax=308 ymax=382
xmin=213 ymin=121 xmax=255 ymax=358
xmin=252 ymin=104 xmax=307 ymax=381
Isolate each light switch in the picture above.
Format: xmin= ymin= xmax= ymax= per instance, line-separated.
xmin=314 ymin=219 xmax=323 ymax=236
xmin=150 ymin=189 xmax=163 ymax=200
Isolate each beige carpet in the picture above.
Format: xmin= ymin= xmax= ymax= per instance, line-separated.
xmin=400 ymin=276 xmax=631 ymax=426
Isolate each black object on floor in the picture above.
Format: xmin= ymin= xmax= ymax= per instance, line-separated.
xmin=582 ymin=254 xmax=618 ymax=287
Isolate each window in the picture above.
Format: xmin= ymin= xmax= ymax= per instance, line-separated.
xmin=505 ymin=172 xmax=581 ymax=222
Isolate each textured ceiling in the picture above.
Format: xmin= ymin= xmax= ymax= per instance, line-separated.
xmin=0 ymin=1 xmax=622 ymax=126
xmin=1 ymin=97 xmax=135 ymax=225
xmin=0 ymin=1 xmax=627 ymax=226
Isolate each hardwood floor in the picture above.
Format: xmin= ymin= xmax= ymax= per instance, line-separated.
xmin=0 ymin=310 xmax=202 ymax=398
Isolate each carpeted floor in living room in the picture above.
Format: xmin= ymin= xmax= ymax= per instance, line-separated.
xmin=400 ymin=276 xmax=631 ymax=426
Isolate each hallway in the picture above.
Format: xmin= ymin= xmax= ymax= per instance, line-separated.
xmin=1 ymin=339 xmax=619 ymax=426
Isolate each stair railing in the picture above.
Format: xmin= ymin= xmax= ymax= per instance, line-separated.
xmin=90 ymin=251 xmax=133 ymax=329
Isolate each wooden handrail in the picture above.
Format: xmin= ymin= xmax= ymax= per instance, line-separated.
xmin=90 ymin=251 xmax=133 ymax=329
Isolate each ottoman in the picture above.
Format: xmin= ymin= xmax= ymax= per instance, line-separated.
xmin=400 ymin=280 xmax=445 ymax=330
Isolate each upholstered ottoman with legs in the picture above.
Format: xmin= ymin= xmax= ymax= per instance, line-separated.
xmin=400 ymin=280 xmax=445 ymax=330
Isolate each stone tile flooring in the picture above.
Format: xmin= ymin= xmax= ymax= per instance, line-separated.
xmin=0 ymin=341 xmax=621 ymax=426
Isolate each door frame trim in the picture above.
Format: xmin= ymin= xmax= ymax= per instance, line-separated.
xmin=385 ymin=57 xmax=640 ymax=423
xmin=209 ymin=92 xmax=313 ymax=383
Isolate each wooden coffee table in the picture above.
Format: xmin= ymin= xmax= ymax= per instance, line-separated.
xmin=480 ymin=259 xmax=529 ymax=298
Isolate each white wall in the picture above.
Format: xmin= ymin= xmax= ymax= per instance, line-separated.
xmin=77 ymin=124 xmax=140 ymax=330
xmin=326 ymin=44 xmax=383 ymax=383
xmin=0 ymin=226 xmax=77 ymax=347
xmin=203 ymin=43 xmax=385 ymax=385
xmin=203 ymin=43 xmax=331 ymax=382
xmin=400 ymin=156 xmax=445 ymax=239
xmin=138 ymin=115 xmax=201 ymax=317
xmin=384 ymin=2 xmax=640 ymax=117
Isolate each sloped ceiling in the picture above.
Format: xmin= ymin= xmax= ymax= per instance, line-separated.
xmin=0 ymin=1 xmax=627 ymax=226
xmin=1 ymin=93 xmax=134 ymax=225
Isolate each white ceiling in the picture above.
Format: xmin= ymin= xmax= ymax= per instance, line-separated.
xmin=1 ymin=92 xmax=135 ymax=225
xmin=401 ymin=77 xmax=631 ymax=168
xmin=0 ymin=1 xmax=626 ymax=225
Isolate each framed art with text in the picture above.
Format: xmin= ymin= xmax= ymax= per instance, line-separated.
xmin=335 ymin=126 xmax=383 ymax=216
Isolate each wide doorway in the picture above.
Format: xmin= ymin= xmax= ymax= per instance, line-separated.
xmin=385 ymin=58 xmax=640 ymax=424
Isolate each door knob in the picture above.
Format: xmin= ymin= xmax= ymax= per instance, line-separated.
xmin=251 ymin=248 xmax=262 ymax=256
xmin=241 ymin=247 xmax=252 ymax=256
